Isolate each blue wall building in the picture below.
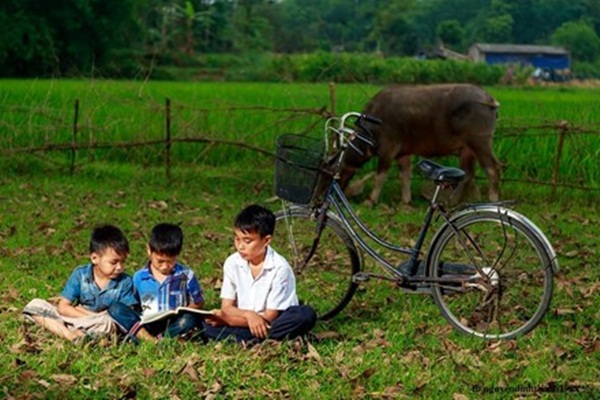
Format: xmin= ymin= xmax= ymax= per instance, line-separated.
xmin=469 ymin=43 xmax=570 ymax=70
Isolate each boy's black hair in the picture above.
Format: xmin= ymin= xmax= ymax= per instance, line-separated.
xmin=148 ymin=223 xmax=183 ymax=256
xmin=90 ymin=224 xmax=129 ymax=257
xmin=234 ymin=204 xmax=275 ymax=237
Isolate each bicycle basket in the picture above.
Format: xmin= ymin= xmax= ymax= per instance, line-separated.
xmin=275 ymin=134 xmax=325 ymax=204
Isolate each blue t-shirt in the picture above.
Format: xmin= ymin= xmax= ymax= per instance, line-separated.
xmin=60 ymin=263 xmax=137 ymax=312
xmin=133 ymin=262 xmax=204 ymax=316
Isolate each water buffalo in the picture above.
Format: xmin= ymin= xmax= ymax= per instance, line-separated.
xmin=340 ymin=84 xmax=501 ymax=205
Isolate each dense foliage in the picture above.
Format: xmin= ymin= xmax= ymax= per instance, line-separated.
xmin=1 ymin=0 xmax=600 ymax=79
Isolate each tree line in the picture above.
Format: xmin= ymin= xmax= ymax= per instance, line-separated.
xmin=1 ymin=0 xmax=599 ymax=79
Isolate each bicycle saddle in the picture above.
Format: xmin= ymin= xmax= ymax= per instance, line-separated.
xmin=417 ymin=159 xmax=465 ymax=185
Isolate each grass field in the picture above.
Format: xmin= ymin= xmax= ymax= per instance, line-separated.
xmin=1 ymin=80 xmax=599 ymax=194
xmin=0 ymin=80 xmax=599 ymax=398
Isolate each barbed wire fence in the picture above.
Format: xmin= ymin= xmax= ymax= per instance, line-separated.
xmin=493 ymin=119 xmax=600 ymax=195
xmin=1 ymin=84 xmax=598 ymax=196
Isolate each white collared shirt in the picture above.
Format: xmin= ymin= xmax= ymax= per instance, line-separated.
xmin=220 ymin=246 xmax=298 ymax=313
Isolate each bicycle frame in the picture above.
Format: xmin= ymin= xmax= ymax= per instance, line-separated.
xmin=301 ymin=111 xmax=558 ymax=288
xmin=327 ymin=181 xmax=432 ymax=276
xmin=307 ymin=173 xmax=466 ymax=286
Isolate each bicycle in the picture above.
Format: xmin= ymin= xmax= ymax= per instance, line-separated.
xmin=272 ymin=111 xmax=559 ymax=340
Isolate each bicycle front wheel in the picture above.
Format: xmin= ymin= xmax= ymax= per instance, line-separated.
xmin=274 ymin=206 xmax=361 ymax=320
xmin=428 ymin=209 xmax=555 ymax=340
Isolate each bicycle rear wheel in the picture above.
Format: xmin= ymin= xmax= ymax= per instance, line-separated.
xmin=428 ymin=209 xmax=554 ymax=339
xmin=274 ymin=206 xmax=361 ymax=320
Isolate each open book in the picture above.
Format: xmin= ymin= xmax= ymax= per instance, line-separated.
xmin=140 ymin=307 xmax=213 ymax=325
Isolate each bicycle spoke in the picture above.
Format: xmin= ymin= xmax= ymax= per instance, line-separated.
xmin=430 ymin=211 xmax=553 ymax=339
xmin=274 ymin=208 xmax=360 ymax=320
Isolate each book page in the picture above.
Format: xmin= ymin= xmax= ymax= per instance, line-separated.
xmin=141 ymin=307 xmax=213 ymax=325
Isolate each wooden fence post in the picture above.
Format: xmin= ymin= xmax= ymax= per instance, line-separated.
xmin=70 ymin=99 xmax=79 ymax=176
xmin=329 ymin=82 xmax=336 ymax=116
xmin=165 ymin=97 xmax=171 ymax=181
xmin=552 ymin=120 xmax=569 ymax=197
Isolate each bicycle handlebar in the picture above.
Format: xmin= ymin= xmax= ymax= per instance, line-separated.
xmin=336 ymin=111 xmax=382 ymax=130
xmin=324 ymin=111 xmax=382 ymax=174
xmin=332 ymin=111 xmax=380 ymax=149
xmin=360 ymin=114 xmax=382 ymax=126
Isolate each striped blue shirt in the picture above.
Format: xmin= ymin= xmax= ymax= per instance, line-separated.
xmin=133 ymin=262 xmax=204 ymax=316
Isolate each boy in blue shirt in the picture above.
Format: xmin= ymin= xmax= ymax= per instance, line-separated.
xmin=23 ymin=225 xmax=137 ymax=342
xmin=108 ymin=223 xmax=205 ymax=342
xmin=203 ymin=204 xmax=316 ymax=343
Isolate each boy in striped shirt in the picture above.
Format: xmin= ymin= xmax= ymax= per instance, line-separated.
xmin=108 ymin=223 xmax=204 ymax=342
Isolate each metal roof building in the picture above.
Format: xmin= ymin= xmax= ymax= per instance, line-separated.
xmin=468 ymin=43 xmax=570 ymax=70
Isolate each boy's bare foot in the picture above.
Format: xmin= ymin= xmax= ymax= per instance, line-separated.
xmin=67 ymin=329 xmax=85 ymax=342
xmin=135 ymin=327 xmax=158 ymax=343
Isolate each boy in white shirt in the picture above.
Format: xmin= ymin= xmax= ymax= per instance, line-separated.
xmin=203 ymin=204 xmax=316 ymax=343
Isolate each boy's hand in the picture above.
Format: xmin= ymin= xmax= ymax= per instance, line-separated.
xmin=245 ymin=312 xmax=270 ymax=339
xmin=204 ymin=309 xmax=226 ymax=327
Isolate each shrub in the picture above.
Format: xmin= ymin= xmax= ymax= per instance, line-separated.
xmin=148 ymin=52 xmax=507 ymax=85
xmin=572 ymin=61 xmax=600 ymax=79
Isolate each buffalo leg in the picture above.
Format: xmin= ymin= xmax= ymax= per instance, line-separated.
xmin=453 ymin=148 xmax=477 ymax=204
xmin=398 ymin=155 xmax=412 ymax=204
xmin=366 ymin=158 xmax=393 ymax=206
xmin=476 ymin=153 xmax=501 ymax=202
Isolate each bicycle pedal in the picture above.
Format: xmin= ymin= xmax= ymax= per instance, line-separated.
xmin=352 ymin=272 xmax=371 ymax=283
